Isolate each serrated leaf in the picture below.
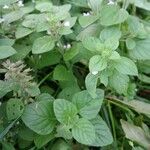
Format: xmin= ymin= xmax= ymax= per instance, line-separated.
xmin=0 ymin=38 xmax=15 ymax=46
xmin=53 ymin=65 xmax=73 ymax=81
xmin=35 ymin=2 xmax=53 ymax=12
xmin=56 ymin=125 xmax=72 ymax=139
xmin=100 ymin=26 xmax=121 ymax=41
xmin=72 ymin=118 xmax=95 ymax=145
xmin=32 ymin=36 xmax=55 ymax=54
xmin=89 ymin=55 xmax=107 ymax=73
xmin=0 ymin=46 xmax=16 ymax=59
xmin=15 ymin=27 xmax=33 ymax=39
xmin=87 ymin=0 xmax=102 ymax=14
xmin=3 ymin=10 xmax=24 ymax=23
xmin=121 ymin=120 xmax=150 ymax=149
xmin=114 ymin=57 xmax=138 ymax=76
xmin=72 ymin=90 xmax=104 ymax=119
xmin=85 ymin=73 xmax=99 ymax=98
xmin=100 ymin=5 xmax=128 ymax=26
xmin=6 ymin=98 xmax=24 ymax=121
xmin=22 ymin=100 xmax=56 ymax=135
xmin=53 ymin=99 xmax=78 ymax=126
xmin=34 ymin=132 xmax=55 ymax=149
xmin=91 ymin=116 xmax=113 ymax=146
xmin=82 ymin=36 xmax=101 ymax=52
xmin=79 ymin=15 xmax=98 ymax=28
xmin=109 ymin=71 xmax=129 ymax=94
xmin=129 ymin=38 xmax=150 ymax=60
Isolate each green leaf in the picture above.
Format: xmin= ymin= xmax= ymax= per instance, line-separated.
xmin=91 ymin=116 xmax=113 ymax=146
xmin=126 ymin=38 xmax=136 ymax=49
xmin=0 ymin=0 xmax=17 ymax=5
xmin=138 ymin=74 xmax=150 ymax=84
xmin=51 ymin=139 xmax=72 ymax=150
xmin=89 ymin=55 xmax=107 ymax=73
xmin=63 ymin=43 xmax=79 ymax=61
xmin=129 ymin=38 xmax=150 ymax=60
xmin=72 ymin=90 xmax=104 ymax=119
xmin=85 ymin=73 xmax=99 ymax=98
xmin=121 ymin=120 xmax=150 ymax=149
xmin=33 ymin=50 xmax=61 ymax=69
xmin=114 ymin=57 xmax=138 ymax=76
xmin=79 ymin=15 xmax=98 ymax=28
xmin=6 ymin=98 xmax=24 ymax=121
xmin=134 ymin=0 xmax=150 ymax=11
xmin=0 ymin=38 xmax=15 ymax=46
xmin=22 ymin=100 xmax=56 ymax=135
xmin=10 ymin=44 xmax=31 ymax=61
xmin=15 ymin=27 xmax=33 ymax=39
xmin=100 ymin=5 xmax=128 ymax=26
xmin=109 ymin=71 xmax=129 ymax=94
xmin=0 ymin=46 xmax=16 ymax=59
xmin=100 ymin=26 xmax=121 ymax=41
xmin=87 ymin=0 xmax=102 ymax=14
xmin=0 ymin=80 xmax=12 ymax=98
xmin=56 ymin=125 xmax=72 ymax=139
xmin=35 ymin=2 xmax=53 ymax=12
xmin=99 ymin=70 xmax=109 ymax=86
xmin=34 ymin=132 xmax=55 ymax=149
xmin=53 ymin=99 xmax=78 ymax=126
xmin=3 ymin=10 xmax=24 ymax=23
xmin=53 ymin=65 xmax=73 ymax=81
xmin=82 ymin=36 xmax=101 ymax=52
xmin=26 ymin=85 xmax=40 ymax=97
xmin=72 ymin=118 xmax=95 ymax=145
xmin=32 ymin=36 xmax=55 ymax=54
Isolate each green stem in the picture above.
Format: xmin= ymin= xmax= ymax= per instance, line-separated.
xmin=107 ymin=102 xmax=117 ymax=149
xmin=38 ymin=72 xmax=52 ymax=87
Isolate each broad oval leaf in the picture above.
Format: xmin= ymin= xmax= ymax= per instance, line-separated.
xmin=0 ymin=46 xmax=16 ymax=59
xmin=91 ymin=116 xmax=113 ymax=146
xmin=32 ymin=36 xmax=55 ymax=54
xmin=53 ymin=99 xmax=78 ymax=126
xmin=129 ymin=38 xmax=150 ymax=60
xmin=22 ymin=100 xmax=56 ymax=135
xmin=89 ymin=55 xmax=107 ymax=73
xmin=100 ymin=5 xmax=128 ymax=26
xmin=85 ymin=73 xmax=99 ymax=98
xmin=72 ymin=90 xmax=104 ymax=119
xmin=114 ymin=57 xmax=138 ymax=76
xmin=6 ymin=98 xmax=24 ymax=121
xmin=72 ymin=118 xmax=96 ymax=145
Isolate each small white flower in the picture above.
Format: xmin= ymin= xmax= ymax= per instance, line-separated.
xmin=0 ymin=18 xmax=5 ymax=24
xmin=83 ymin=12 xmax=90 ymax=16
xmin=63 ymin=45 xmax=67 ymax=49
xmin=17 ymin=0 xmax=24 ymax=7
xmin=66 ymin=43 xmax=71 ymax=49
xmin=63 ymin=43 xmax=71 ymax=49
xmin=107 ymin=0 xmax=115 ymax=5
xmin=3 ymin=5 xmax=9 ymax=9
xmin=64 ymin=21 xmax=70 ymax=27
xmin=92 ymin=71 xmax=98 ymax=75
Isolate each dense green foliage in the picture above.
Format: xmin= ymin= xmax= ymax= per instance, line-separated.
xmin=0 ymin=0 xmax=150 ymax=149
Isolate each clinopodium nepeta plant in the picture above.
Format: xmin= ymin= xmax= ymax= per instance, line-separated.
xmin=0 ymin=0 xmax=150 ymax=149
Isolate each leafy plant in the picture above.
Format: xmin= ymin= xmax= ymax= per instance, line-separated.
xmin=0 ymin=0 xmax=150 ymax=149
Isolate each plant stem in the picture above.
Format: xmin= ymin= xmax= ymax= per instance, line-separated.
xmin=38 ymin=72 xmax=52 ymax=87
xmin=107 ymin=102 xmax=118 ymax=149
